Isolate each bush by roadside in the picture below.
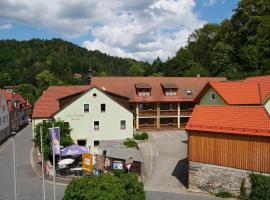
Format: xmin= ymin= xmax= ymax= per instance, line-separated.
xmin=63 ymin=173 xmax=145 ymax=200
xmin=134 ymin=132 xmax=148 ymax=140
xmin=123 ymin=138 xmax=138 ymax=149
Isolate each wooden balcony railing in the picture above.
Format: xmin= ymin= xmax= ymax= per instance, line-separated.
xmin=139 ymin=110 xmax=157 ymax=116
xmin=160 ymin=123 xmax=178 ymax=129
xmin=139 ymin=124 xmax=157 ymax=129
xmin=160 ymin=110 xmax=178 ymax=116
xmin=180 ymin=109 xmax=193 ymax=116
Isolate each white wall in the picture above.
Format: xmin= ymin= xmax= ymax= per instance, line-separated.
xmin=0 ymin=93 xmax=10 ymax=141
xmin=54 ymin=88 xmax=133 ymax=147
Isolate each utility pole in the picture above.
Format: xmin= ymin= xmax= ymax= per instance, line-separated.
xmin=40 ymin=127 xmax=46 ymax=200
xmin=12 ymin=132 xmax=17 ymax=200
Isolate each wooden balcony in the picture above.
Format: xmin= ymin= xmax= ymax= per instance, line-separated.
xmin=160 ymin=110 xmax=178 ymax=116
xmin=160 ymin=123 xmax=178 ymax=129
xmin=139 ymin=124 xmax=157 ymax=130
xmin=139 ymin=110 xmax=157 ymax=116
xmin=180 ymin=109 xmax=193 ymax=116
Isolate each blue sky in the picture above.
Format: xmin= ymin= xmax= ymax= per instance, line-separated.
xmin=0 ymin=0 xmax=238 ymax=61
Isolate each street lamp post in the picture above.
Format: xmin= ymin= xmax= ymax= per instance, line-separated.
xmin=51 ymin=119 xmax=56 ymax=200
xmin=11 ymin=131 xmax=17 ymax=200
xmin=40 ymin=127 xmax=46 ymax=200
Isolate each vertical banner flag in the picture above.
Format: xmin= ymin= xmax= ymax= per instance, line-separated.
xmin=48 ymin=127 xmax=60 ymax=155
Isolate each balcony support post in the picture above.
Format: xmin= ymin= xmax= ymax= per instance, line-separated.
xmin=157 ymin=103 xmax=160 ymax=129
xmin=136 ymin=104 xmax=139 ymax=130
xmin=177 ymin=102 xmax=180 ymax=128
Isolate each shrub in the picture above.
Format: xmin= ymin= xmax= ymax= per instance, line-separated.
xmin=63 ymin=173 xmax=145 ymax=200
xmin=215 ymin=191 xmax=234 ymax=198
xmin=249 ymin=173 xmax=270 ymax=200
xmin=134 ymin=132 xmax=148 ymax=140
xmin=123 ymin=138 xmax=138 ymax=149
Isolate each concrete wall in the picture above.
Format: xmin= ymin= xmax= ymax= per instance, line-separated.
xmin=54 ymin=88 xmax=133 ymax=147
xmin=199 ymin=87 xmax=226 ymax=105
xmin=189 ymin=161 xmax=251 ymax=195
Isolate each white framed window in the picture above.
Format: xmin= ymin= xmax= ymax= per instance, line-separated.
xmin=211 ymin=93 xmax=216 ymax=101
xmin=138 ymin=89 xmax=151 ymax=96
xmin=94 ymin=121 xmax=99 ymax=131
xmin=120 ymin=120 xmax=126 ymax=130
xmin=84 ymin=104 xmax=89 ymax=113
xmin=101 ymin=104 xmax=106 ymax=112
xmin=165 ymin=89 xmax=177 ymax=96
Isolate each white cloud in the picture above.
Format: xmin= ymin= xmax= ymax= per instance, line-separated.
xmin=203 ymin=0 xmax=217 ymax=7
xmin=0 ymin=0 xmax=206 ymax=61
xmin=0 ymin=23 xmax=12 ymax=30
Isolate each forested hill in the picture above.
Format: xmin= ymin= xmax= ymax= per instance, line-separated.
xmin=162 ymin=0 xmax=270 ymax=79
xmin=0 ymin=38 xmax=150 ymax=86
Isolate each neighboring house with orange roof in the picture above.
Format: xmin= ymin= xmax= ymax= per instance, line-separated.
xmin=91 ymin=76 xmax=226 ymax=130
xmin=32 ymin=86 xmax=133 ymax=148
xmin=186 ymin=105 xmax=270 ymax=194
xmin=4 ymin=91 xmax=20 ymax=132
xmin=13 ymin=93 xmax=32 ymax=128
xmin=0 ymin=90 xmax=10 ymax=143
xmin=198 ymin=81 xmax=262 ymax=105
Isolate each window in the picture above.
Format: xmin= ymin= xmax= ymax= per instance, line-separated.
xmin=211 ymin=93 xmax=216 ymax=100
xmin=101 ymin=104 xmax=106 ymax=112
xmin=120 ymin=120 xmax=126 ymax=129
xmin=84 ymin=104 xmax=89 ymax=113
xmin=138 ymin=89 xmax=151 ymax=96
xmin=94 ymin=121 xmax=99 ymax=131
xmin=185 ymin=89 xmax=193 ymax=95
xmin=77 ymin=139 xmax=86 ymax=146
xmin=165 ymin=89 xmax=177 ymax=96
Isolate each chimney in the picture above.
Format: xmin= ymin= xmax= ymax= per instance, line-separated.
xmin=196 ymin=74 xmax=200 ymax=78
xmin=87 ymin=66 xmax=92 ymax=85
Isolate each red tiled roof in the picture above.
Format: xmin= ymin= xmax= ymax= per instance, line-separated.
xmin=244 ymin=75 xmax=270 ymax=102
xmin=209 ymin=81 xmax=261 ymax=105
xmin=186 ymin=105 xmax=270 ymax=137
xmin=32 ymin=85 xmax=91 ymax=118
xmin=91 ymin=77 xmax=226 ymax=103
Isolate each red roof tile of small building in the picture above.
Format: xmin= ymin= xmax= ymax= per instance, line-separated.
xmin=209 ymin=81 xmax=261 ymax=105
xmin=186 ymin=105 xmax=270 ymax=137
xmin=32 ymin=85 xmax=91 ymax=118
xmin=91 ymin=77 xmax=226 ymax=103
xmin=244 ymin=75 xmax=270 ymax=102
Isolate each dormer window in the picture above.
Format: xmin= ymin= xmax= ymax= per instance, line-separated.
xmin=165 ymin=89 xmax=177 ymax=96
xmin=186 ymin=89 xmax=193 ymax=95
xmin=161 ymin=83 xmax=178 ymax=96
xmin=135 ymin=83 xmax=151 ymax=97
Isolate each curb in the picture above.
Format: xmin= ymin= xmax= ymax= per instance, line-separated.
xmin=30 ymin=145 xmax=70 ymax=186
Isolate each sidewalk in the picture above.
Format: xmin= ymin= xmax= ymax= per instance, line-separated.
xmin=31 ymin=145 xmax=71 ymax=185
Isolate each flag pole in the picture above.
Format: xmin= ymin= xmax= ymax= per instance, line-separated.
xmin=40 ymin=126 xmax=46 ymax=200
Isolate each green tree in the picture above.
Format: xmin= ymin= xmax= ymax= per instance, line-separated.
xmin=63 ymin=173 xmax=145 ymax=200
xmin=33 ymin=119 xmax=74 ymax=160
xmin=0 ymin=72 xmax=11 ymax=87
xmin=36 ymin=70 xmax=64 ymax=92
xmin=13 ymin=84 xmax=38 ymax=105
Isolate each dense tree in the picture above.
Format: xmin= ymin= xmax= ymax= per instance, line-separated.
xmin=63 ymin=173 xmax=145 ymax=200
xmin=13 ymin=84 xmax=38 ymax=105
xmin=33 ymin=119 xmax=74 ymax=160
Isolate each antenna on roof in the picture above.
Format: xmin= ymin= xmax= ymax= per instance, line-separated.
xmin=88 ymin=65 xmax=92 ymax=85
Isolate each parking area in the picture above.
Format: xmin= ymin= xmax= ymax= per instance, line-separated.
xmin=139 ymin=130 xmax=188 ymax=193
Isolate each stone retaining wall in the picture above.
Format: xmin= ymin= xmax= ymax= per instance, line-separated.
xmin=189 ymin=162 xmax=251 ymax=195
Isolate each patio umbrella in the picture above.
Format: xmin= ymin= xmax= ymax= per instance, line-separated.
xmin=58 ymin=158 xmax=74 ymax=166
xmin=61 ymin=145 xmax=89 ymax=156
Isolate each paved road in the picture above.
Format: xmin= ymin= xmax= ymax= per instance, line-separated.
xmin=140 ymin=130 xmax=188 ymax=193
xmin=0 ymin=125 xmax=65 ymax=200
